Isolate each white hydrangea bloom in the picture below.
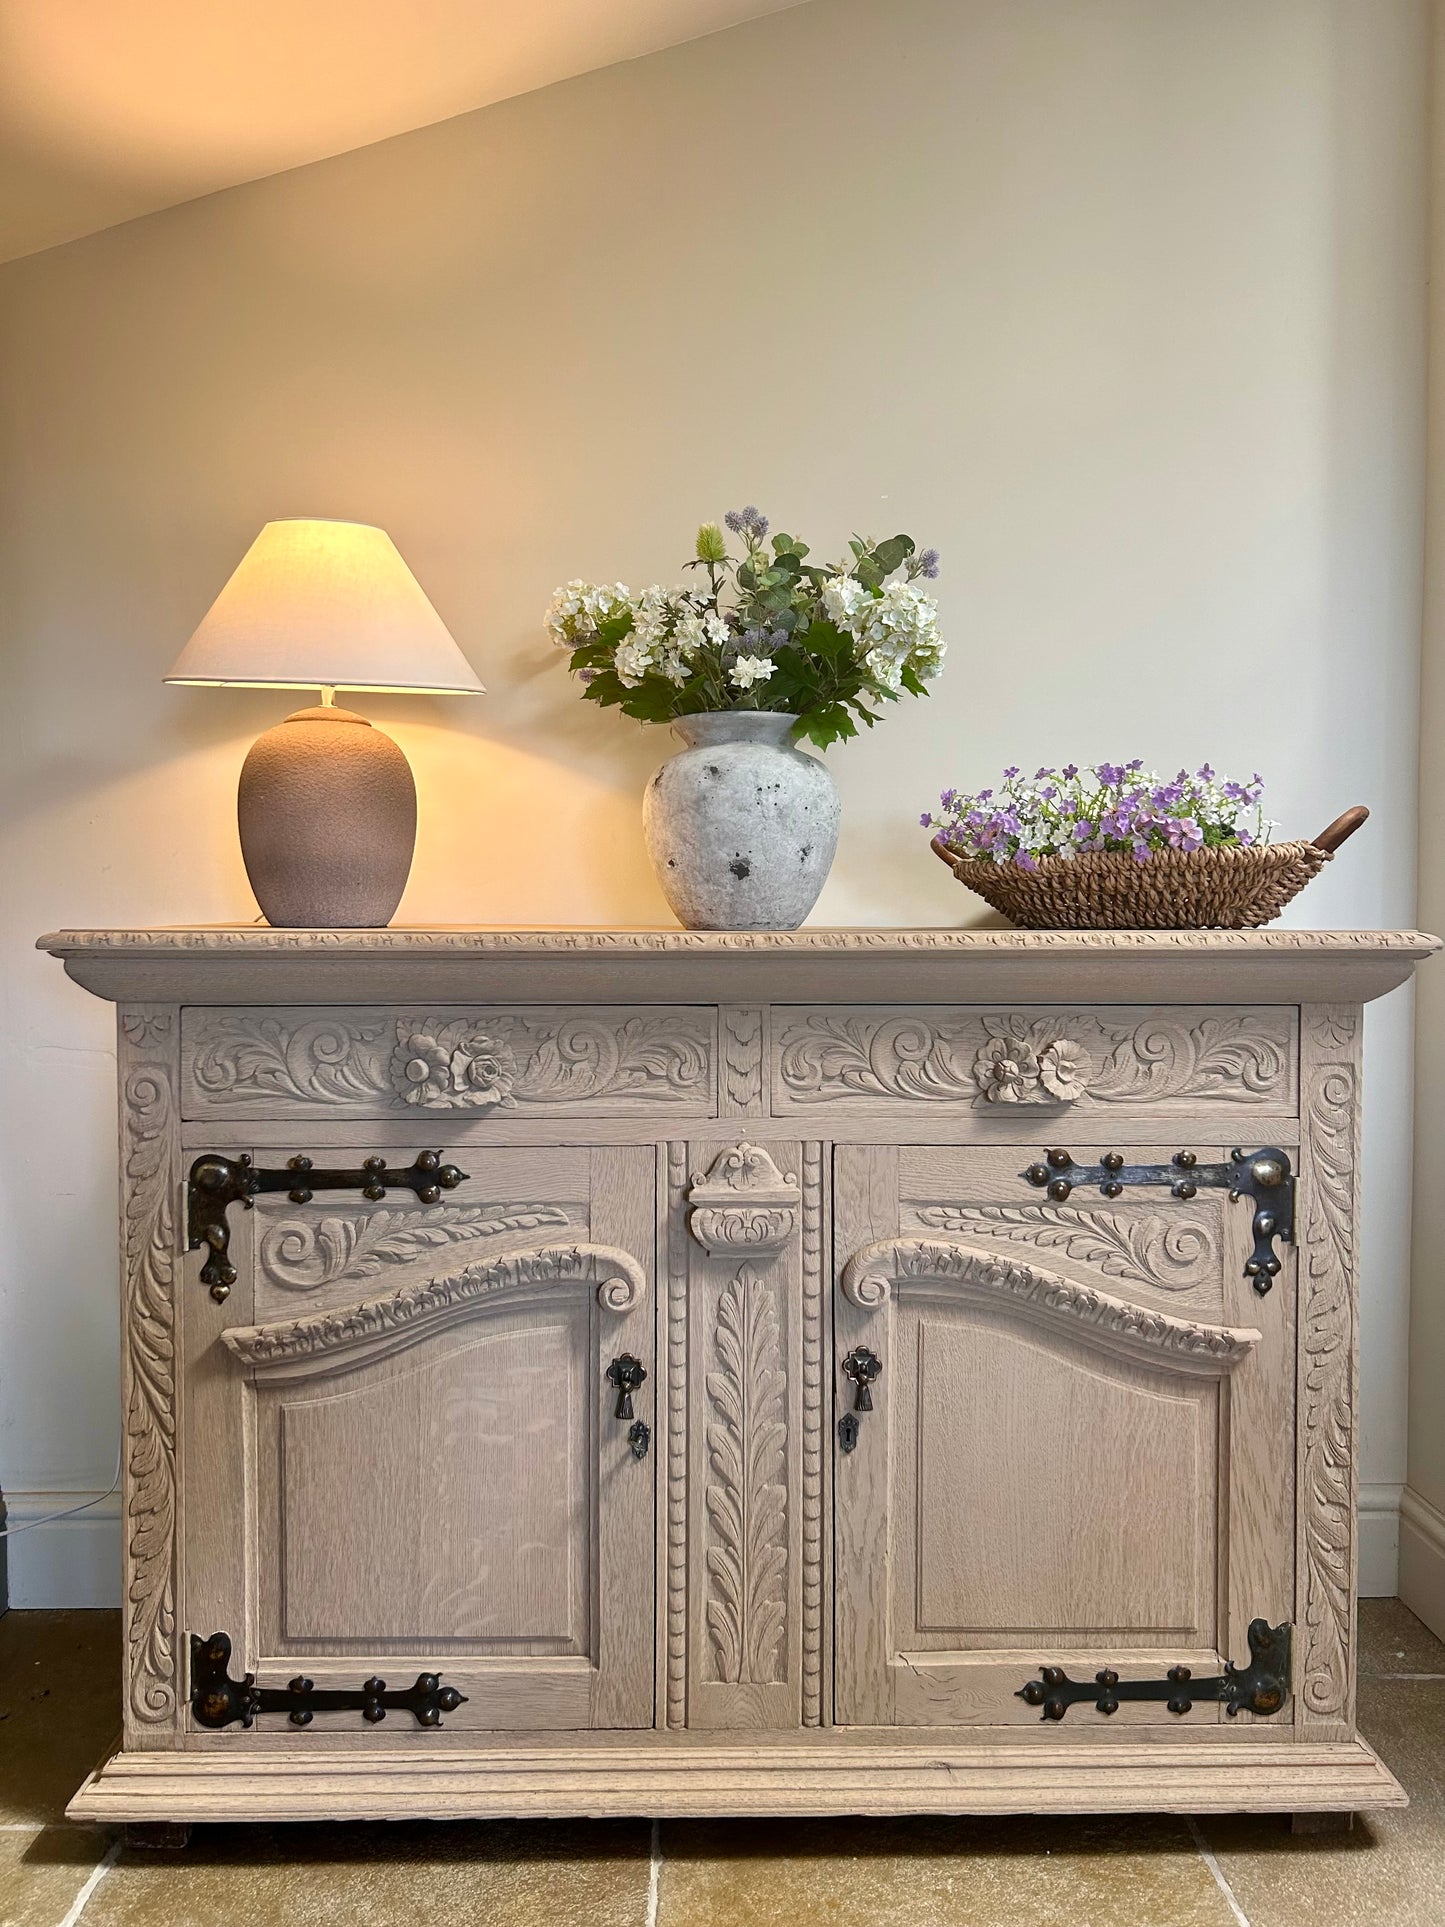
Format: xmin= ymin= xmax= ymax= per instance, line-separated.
xmin=822 ymin=575 xmax=868 ymax=629
xmin=855 ymin=580 xmax=944 ymax=687
xmin=729 ymin=654 xmax=776 ymax=691
xmin=544 ymin=579 xmax=631 ymax=648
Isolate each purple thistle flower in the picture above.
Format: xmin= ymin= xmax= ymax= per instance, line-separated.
xmin=576 ymin=667 xmax=598 ymax=685
xmin=723 ymin=508 xmax=747 ymax=533
xmin=916 ymin=548 xmax=940 ymax=577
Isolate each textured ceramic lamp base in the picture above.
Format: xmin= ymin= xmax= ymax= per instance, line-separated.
xmin=237 ymin=706 xmax=416 ymax=927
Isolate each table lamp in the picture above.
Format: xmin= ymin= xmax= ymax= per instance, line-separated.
xmin=166 ymin=519 xmax=483 ymax=927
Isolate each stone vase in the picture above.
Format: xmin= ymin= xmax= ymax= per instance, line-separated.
xmin=642 ymin=711 xmax=840 ymax=931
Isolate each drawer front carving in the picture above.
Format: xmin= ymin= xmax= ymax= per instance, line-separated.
xmin=772 ymin=1006 xmax=1297 ymax=1115
xmin=181 ymin=1007 xmax=717 ymax=1120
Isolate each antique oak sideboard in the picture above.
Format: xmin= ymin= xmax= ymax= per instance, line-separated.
xmin=37 ymin=926 xmax=1437 ymax=1828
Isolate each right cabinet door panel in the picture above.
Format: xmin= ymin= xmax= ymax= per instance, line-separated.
xmin=833 ymin=1143 xmax=1296 ymax=1729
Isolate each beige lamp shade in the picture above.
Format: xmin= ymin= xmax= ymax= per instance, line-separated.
xmin=165 ymin=518 xmax=484 ymax=694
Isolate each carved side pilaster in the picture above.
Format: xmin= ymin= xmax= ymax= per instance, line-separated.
xmin=1297 ymin=1005 xmax=1361 ymax=1731
xmin=117 ymin=1007 xmax=181 ymax=1741
xmin=665 ymin=1143 xmax=689 ymax=1728
xmin=719 ymin=1006 xmax=767 ymax=1117
xmin=801 ymin=1143 xmax=824 ymax=1726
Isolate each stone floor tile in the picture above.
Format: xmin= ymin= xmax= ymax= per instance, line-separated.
xmin=655 ymin=1814 xmax=1239 ymax=1927
xmin=1198 ymin=1667 xmax=1445 ymax=1927
xmin=84 ymin=1818 xmax=652 ymax=1927
xmin=1356 ymin=1595 xmax=1445 ymax=1678
xmin=0 ymin=1611 xmax=120 ymax=1826
xmin=0 ymin=1825 xmax=111 ymax=1927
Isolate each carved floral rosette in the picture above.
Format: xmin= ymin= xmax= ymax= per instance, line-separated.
xmin=687 ymin=1143 xmax=801 ymax=1255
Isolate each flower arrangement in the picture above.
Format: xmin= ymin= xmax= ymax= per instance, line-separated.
xmin=545 ymin=506 xmax=946 ymax=750
xmin=922 ymin=762 xmax=1273 ymax=871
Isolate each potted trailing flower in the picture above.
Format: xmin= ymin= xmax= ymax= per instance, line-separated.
xmin=923 ymin=762 xmax=1368 ymax=929
xmin=546 ymin=507 xmax=945 ymax=929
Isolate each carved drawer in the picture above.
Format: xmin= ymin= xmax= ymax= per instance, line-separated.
xmin=770 ymin=1005 xmax=1299 ymax=1118
xmin=179 ymin=1006 xmax=718 ymax=1121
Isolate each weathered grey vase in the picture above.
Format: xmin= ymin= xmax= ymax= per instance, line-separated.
xmin=642 ymin=712 xmax=840 ymax=931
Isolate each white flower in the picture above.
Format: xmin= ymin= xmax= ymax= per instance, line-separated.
xmin=822 ymin=575 xmax=869 ymax=629
xmin=545 ymin=580 xmax=630 ymax=648
xmin=853 ymin=579 xmax=945 ymax=688
xmin=729 ymin=654 xmax=776 ymax=691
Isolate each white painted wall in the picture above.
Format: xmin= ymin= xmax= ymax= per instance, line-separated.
xmin=0 ymin=0 xmax=1428 ymax=1604
xmin=1404 ymin=0 xmax=1445 ymax=1642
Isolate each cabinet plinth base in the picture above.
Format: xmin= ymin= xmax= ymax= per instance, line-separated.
xmin=69 ymin=1737 xmax=1406 ymax=1825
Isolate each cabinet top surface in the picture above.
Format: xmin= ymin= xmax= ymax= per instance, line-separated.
xmin=36 ymin=924 xmax=1439 ymax=1007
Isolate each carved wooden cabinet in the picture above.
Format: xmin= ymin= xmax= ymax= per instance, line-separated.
xmin=38 ymin=927 xmax=1436 ymax=1826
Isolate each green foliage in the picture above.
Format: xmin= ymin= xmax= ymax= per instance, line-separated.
xmin=548 ymin=513 xmax=944 ymax=754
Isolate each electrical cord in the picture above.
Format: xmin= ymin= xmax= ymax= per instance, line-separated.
xmin=0 ymin=1445 xmax=122 ymax=1537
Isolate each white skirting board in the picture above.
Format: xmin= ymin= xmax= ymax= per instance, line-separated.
xmin=1358 ymin=1482 xmax=1404 ymax=1596
xmin=1 ymin=1491 xmax=120 ymax=1608
xmin=0 ymin=1487 xmax=1408 ymax=1610
xmin=1399 ymin=1485 xmax=1445 ymax=1642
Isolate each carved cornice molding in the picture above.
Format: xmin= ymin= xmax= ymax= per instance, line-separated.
xmin=688 ymin=1142 xmax=800 ymax=1255
xmin=45 ymin=927 xmax=1436 ymax=1007
xmin=223 ymin=1243 xmax=647 ymax=1378
xmin=39 ymin=927 xmax=1442 ymax=956
xmin=839 ymin=1237 xmax=1258 ymax=1375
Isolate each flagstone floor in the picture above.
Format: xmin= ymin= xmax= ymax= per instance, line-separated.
xmin=2 ymin=1599 xmax=1442 ymax=1926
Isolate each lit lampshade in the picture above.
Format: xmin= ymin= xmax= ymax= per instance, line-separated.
xmin=167 ymin=520 xmax=482 ymax=928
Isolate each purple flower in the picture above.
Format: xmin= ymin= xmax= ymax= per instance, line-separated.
xmin=1014 ymin=850 xmax=1040 ymax=873
xmin=916 ymin=548 xmax=940 ymax=578
xmin=576 ymin=667 xmax=598 ymax=684
xmin=1073 ymin=820 xmax=1095 ymax=842
xmin=920 ymin=811 xmax=933 ymax=827
xmin=1003 ymin=766 xmax=1020 ymax=780
xmin=1062 ymin=764 xmax=1078 ymax=779
xmin=1197 ymin=762 xmax=1215 ymax=781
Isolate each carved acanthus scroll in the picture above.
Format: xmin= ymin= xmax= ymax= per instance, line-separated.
xmin=223 ymin=1243 xmax=646 ymax=1378
xmin=775 ymin=1007 xmax=1295 ymax=1110
xmin=257 ymin=1201 xmax=571 ymax=1291
xmin=688 ymin=1142 xmax=800 ymax=1255
xmin=914 ymin=1202 xmax=1215 ymax=1294
xmin=840 ymin=1238 xmax=1258 ymax=1375
xmin=703 ymin=1264 xmax=788 ymax=1686
xmin=119 ymin=1009 xmax=180 ymax=1732
xmin=1298 ymin=1007 xmax=1359 ymax=1725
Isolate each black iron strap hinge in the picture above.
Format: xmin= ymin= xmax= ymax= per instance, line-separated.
xmin=187 ymin=1149 xmax=467 ymax=1301
xmin=1023 ymin=1146 xmax=1295 ymax=1292
xmin=1016 ymin=1618 xmax=1291 ymax=1721
xmin=190 ymin=1632 xmax=466 ymax=1730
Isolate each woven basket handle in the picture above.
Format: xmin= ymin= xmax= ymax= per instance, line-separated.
xmin=930 ymin=833 xmax=961 ymax=869
xmin=1312 ymin=805 xmax=1369 ymax=854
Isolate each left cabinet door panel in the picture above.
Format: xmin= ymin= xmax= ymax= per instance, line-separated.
xmin=181 ymin=1142 xmax=655 ymax=1734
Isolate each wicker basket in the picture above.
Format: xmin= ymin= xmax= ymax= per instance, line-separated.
xmin=929 ymin=807 xmax=1368 ymax=931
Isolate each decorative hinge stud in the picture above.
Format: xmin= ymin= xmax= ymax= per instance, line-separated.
xmin=1016 ymin=1618 xmax=1291 ymax=1721
xmin=187 ymin=1149 xmax=467 ymax=1300
xmin=189 ymin=1632 xmax=465 ymax=1729
xmin=1023 ymin=1146 xmax=1295 ymax=1291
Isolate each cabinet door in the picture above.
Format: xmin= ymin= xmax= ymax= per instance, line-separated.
xmin=833 ymin=1143 xmax=1295 ymax=1729
xmin=182 ymin=1143 xmax=655 ymax=1733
